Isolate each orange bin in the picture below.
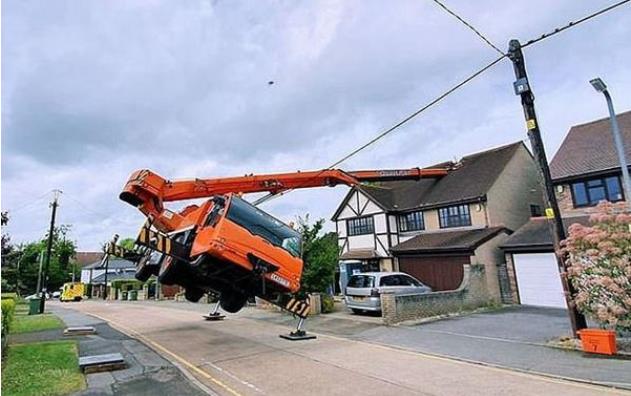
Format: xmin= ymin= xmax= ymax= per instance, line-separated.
xmin=578 ymin=329 xmax=617 ymax=355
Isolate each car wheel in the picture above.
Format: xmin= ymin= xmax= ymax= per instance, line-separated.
xmin=219 ymin=291 xmax=248 ymax=313
xmin=184 ymin=287 xmax=204 ymax=303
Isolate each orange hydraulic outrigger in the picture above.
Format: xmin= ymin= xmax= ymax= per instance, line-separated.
xmin=117 ymin=166 xmax=448 ymax=322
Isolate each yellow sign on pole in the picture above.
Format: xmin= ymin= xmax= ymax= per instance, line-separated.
xmin=526 ymin=119 xmax=537 ymax=130
xmin=545 ymin=208 xmax=555 ymax=219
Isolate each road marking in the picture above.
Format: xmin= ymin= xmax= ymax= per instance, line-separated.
xmin=201 ymin=361 xmax=266 ymax=394
xmin=88 ymin=313 xmax=244 ymax=396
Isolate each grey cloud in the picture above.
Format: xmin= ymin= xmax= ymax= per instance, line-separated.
xmin=2 ymin=0 xmax=631 ymax=250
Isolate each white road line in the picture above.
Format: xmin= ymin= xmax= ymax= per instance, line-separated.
xmin=201 ymin=361 xmax=266 ymax=394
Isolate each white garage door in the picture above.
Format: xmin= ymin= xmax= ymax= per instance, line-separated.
xmin=513 ymin=253 xmax=567 ymax=309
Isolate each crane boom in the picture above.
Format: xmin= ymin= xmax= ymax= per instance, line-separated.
xmin=120 ymin=167 xmax=447 ymax=231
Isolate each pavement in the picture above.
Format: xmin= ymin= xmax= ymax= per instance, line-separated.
xmin=46 ymin=305 xmax=211 ymax=396
xmin=353 ymin=306 xmax=631 ymax=390
xmin=53 ymin=299 xmax=631 ymax=396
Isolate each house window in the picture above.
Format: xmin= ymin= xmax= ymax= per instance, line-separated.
xmin=438 ymin=204 xmax=471 ymax=228
xmin=398 ymin=211 xmax=424 ymax=232
xmin=347 ymin=216 xmax=374 ymax=236
xmin=571 ymin=176 xmax=623 ymax=207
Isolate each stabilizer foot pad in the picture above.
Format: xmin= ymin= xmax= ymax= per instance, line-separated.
xmin=203 ymin=314 xmax=226 ymax=321
xmin=279 ymin=331 xmax=316 ymax=341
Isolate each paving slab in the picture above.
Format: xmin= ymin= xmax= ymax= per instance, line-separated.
xmin=48 ymin=305 xmax=210 ymax=396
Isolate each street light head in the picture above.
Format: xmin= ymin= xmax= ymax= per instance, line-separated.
xmin=590 ymin=78 xmax=607 ymax=93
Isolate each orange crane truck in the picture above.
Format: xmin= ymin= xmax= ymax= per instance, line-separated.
xmin=119 ymin=167 xmax=447 ymax=315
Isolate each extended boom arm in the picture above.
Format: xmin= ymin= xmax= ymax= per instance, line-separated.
xmin=120 ymin=167 xmax=447 ymax=231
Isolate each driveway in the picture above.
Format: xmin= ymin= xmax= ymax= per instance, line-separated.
xmin=355 ymin=306 xmax=631 ymax=389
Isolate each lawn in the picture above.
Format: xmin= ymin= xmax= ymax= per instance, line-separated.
xmin=1 ymin=341 xmax=86 ymax=396
xmin=11 ymin=313 xmax=64 ymax=334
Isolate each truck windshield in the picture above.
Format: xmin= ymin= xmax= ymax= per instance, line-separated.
xmin=226 ymin=195 xmax=302 ymax=257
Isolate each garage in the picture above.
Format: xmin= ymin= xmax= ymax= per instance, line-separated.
xmin=398 ymin=255 xmax=468 ymax=291
xmin=392 ymin=227 xmax=510 ymax=292
xmin=512 ymin=253 xmax=567 ymax=309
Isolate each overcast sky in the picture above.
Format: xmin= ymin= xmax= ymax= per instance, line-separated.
xmin=2 ymin=0 xmax=630 ymax=251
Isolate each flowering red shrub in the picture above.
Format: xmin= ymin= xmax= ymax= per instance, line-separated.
xmin=563 ymin=201 xmax=631 ymax=331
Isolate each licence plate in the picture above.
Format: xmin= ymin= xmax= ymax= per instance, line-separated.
xmin=352 ymin=296 xmax=366 ymax=301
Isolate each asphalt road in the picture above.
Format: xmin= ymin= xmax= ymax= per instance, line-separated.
xmin=55 ymin=300 xmax=628 ymax=396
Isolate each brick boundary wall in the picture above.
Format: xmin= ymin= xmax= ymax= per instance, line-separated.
xmin=381 ymin=264 xmax=490 ymax=325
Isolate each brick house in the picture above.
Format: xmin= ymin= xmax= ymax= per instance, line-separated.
xmin=502 ymin=110 xmax=630 ymax=308
xmin=332 ymin=141 xmax=543 ymax=302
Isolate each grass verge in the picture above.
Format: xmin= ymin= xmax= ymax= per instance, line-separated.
xmin=11 ymin=313 xmax=64 ymax=334
xmin=1 ymin=340 xmax=86 ymax=396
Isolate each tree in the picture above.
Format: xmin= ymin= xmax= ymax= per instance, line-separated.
xmin=119 ymin=238 xmax=136 ymax=250
xmin=563 ymin=201 xmax=631 ymax=332
xmin=1 ymin=212 xmax=19 ymax=292
xmin=297 ymin=216 xmax=339 ymax=296
xmin=1 ymin=223 xmax=79 ymax=295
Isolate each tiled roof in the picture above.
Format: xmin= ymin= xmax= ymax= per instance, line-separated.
xmin=550 ymin=110 xmax=631 ymax=181
xmin=347 ymin=142 xmax=524 ymax=213
xmin=501 ymin=216 xmax=590 ymax=252
xmin=391 ymin=227 xmax=509 ymax=254
xmin=83 ymin=258 xmax=135 ymax=270
xmin=91 ymin=270 xmax=137 ymax=284
xmin=339 ymin=249 xmax=381 ymax=260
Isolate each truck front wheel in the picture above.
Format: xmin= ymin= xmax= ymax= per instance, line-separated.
xmin=219 ymin=292 xmax=248 ymax=313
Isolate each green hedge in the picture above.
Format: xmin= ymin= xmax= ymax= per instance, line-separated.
xmin=320 ymin=294 xmax=335 ymax=314
xmin=1 ymin=293 xmax=18 ymax=302
xmin=2 ymin=299 xmax=16 ymax=337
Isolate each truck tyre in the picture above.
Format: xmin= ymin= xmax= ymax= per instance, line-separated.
xmin=184 ymin=287 xmax=204 ymax=303
xmin=219 ymin=292 xmax=248 ymax=313
xmin=158 ymin=257 xmax=182 ymax=285
xmin=135 ymin=254 xmax=159 ymax=282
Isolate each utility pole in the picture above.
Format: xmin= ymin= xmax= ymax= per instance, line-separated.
xmin=36 ymin=251 xmax=44 ymax=298
xmin=40 ymin=190 xmax=61 ymax=313
xmin=507 ymin=39 xmax=587 ymax=335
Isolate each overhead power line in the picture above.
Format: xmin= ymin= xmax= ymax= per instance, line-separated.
xmin=252 ymin=1 xmax=631 ymax=206
xmin=430 ymin=0 xmax=505 ymax=55
xmin=327 ymin=56 xmax=506 ymax=169
xmin=253 ymin=54 xmax=506 ymax=206
xmin=4 ymin=190 xmax=54 ymax=214
xmin=523 ymin=0 xmax=630 ymax=48
xmin=61 ymin=192 xmax=138 ymax=227
xmin=327 ymin=0 xmax=630 ymax=169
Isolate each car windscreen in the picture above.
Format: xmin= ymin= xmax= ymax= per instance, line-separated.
xmin=347 ymin=275 xmax=375 ymax=288
xmin=226 ymin=195 xmax=302 ymax=257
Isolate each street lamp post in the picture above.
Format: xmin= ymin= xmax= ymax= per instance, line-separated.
xmin=590 ymin=78 xmax=631 ymax=211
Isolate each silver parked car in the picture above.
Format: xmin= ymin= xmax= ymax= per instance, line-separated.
xmin=344 ymin=272 xmax=431 ymax=313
